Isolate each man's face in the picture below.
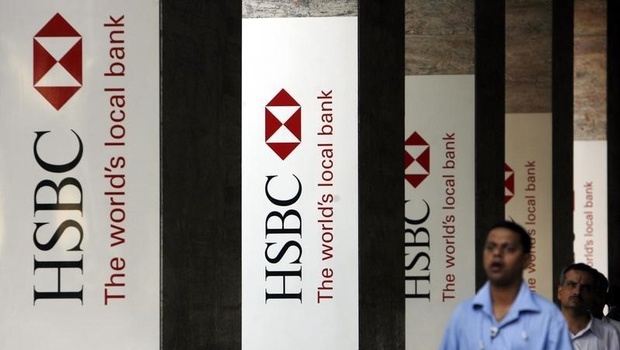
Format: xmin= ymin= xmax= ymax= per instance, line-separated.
xmin=483 ymin=227 xmax=529 ymax=287
xmin=557 ymin=269 xmax=594 ymax=313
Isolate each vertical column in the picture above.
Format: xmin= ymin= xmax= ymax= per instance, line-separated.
xmin=405 ymin=1 xmax=475 ymax=349
xmin=609 ymin=0 xmax=620 ymax=287
xmin=573 ymin=0 xmax=608 ymax=279
xmin=475 ymin=0 xmax=506 ymax=287
xmin=162 ymin=1 xmax=242 ymax=349
xmin=359 ymin=0 xmax=404 ymax=349
xmin=242 ymin=3 xmax=360 ymax=350
xmin=552 ymin=0 xmax=574 ymax=289
xmin=504 ymin=0 xmax=554 ymax=299
xmin=0 ymin=2 xmax=160 ymax=349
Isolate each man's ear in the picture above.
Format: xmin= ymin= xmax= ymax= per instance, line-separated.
xmin=557 ymin=283 xmax=563 ymax=300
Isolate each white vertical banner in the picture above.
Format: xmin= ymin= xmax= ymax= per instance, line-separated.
xmin=0 ymin=1 xmax=160 ymax=349
xmin=242 ymin=17 xmax=358 ymax=350
xmin=574 ymin=141 xmax=608 ymax=276
xmin=505 ymin=113 xmax=554 ymax=300
xmin=404 ymin=75 xmax=476 ymax=350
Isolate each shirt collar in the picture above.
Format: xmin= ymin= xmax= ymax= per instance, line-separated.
xmin=573 ymin=316 xmax=608 ymax=340
xmin=572 ymin=317 xmax=594 ymax=339
xmin=472 ymin=281 xmax=541 ymax=324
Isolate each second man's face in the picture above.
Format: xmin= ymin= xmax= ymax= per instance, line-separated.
xmin=483 ymin=228 xmax=530 ymax=287
xmin=557 ymin=269 xmax=594 ymax=313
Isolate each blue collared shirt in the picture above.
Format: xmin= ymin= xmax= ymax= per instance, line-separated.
xmin=440 ymin=281 xmax=573 ymax=350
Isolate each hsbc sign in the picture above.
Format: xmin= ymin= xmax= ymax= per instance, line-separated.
xmin=242 ymin=16 xmax=359 ymax=349
xmin=1 ymin=2 xmax=160 ymax=348
xmin=33 ymin=13 xmax=82 ymax=110
xmin=404 ymin=75 xmax=476 ymax=350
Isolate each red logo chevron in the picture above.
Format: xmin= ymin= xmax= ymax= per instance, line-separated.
xmin=265 ymin=89 xmax=301 ymax=160
xmin=33 ymin=13 xmax=82 ymax=110
xmin=504 ymin=163 xmax=515 ymax=203
xmin=405 ymin=132 xmax=430 ymax=188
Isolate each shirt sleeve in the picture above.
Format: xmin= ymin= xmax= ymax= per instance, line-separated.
xmin=439 ymin=306 xmax=462 ymax=350
xmin=607 ymin=325 xmax=620 ymax=350
xmin=547 ymin=311 xmax=573 ymax=350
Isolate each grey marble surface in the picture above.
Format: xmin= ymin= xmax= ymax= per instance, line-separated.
xmin=243 ymin=0 xmax=357 ymax=18
xmin=505 ymin=0 xmax=552 ymax=114
xmin=405 ymin=0 xmax=474 ymax=75
xmin=574 ymin=0 xmax=607 ymax=141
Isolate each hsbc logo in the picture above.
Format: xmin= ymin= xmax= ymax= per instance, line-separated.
xmin=265 ymin=89 xmax=301 ymax=160
xmin=504 ymin=163 xmax=515 ymax=203
xmin=31 ymin=13 xmax=86 ymax=303
xmin=33 ymin=13 xmax=82 ymax=110
xmin=404 ymin=131 xmax=432 ymax=299
xmin=404 ymin=132 xmax=430 ymax=188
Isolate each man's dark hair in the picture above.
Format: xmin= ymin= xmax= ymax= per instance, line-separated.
xmin=607 ymin=284 xmax=620 ymax=322
xmin=558 ymin=262 xmax=595 ymax=285
xmin=488 ymin=220 xmax=531 ymax=254
xmin=609 ymin=284 xmax=620 ymax=308
xmin=593 ymin=269 xmax=609 ymax=295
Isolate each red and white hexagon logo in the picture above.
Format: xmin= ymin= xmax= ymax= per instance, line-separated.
xmin=33 ymin=13 xmax=82 ymax=110
xmin=265 ymin=89 xmax=301 ymax=160
xmin=504 ymin=163 xmax=515 ymax=203
xmin=405 ymin=132 xmax=430 ymax=188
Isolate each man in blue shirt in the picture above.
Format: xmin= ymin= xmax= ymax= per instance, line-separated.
xmin=440 ymin=220 xmax=573 ymax=349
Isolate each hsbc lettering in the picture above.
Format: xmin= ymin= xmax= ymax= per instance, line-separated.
xmin=33 ymin=131 xmax=84 ymax=304
xmin=264 ymin=175 xmax=303 ymax=302
xmin=405 ymin=199 xmax=431 ymax=299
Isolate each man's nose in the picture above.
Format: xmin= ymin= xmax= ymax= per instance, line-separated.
xmin=573 ymin=284 xmax=585 ymax=295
